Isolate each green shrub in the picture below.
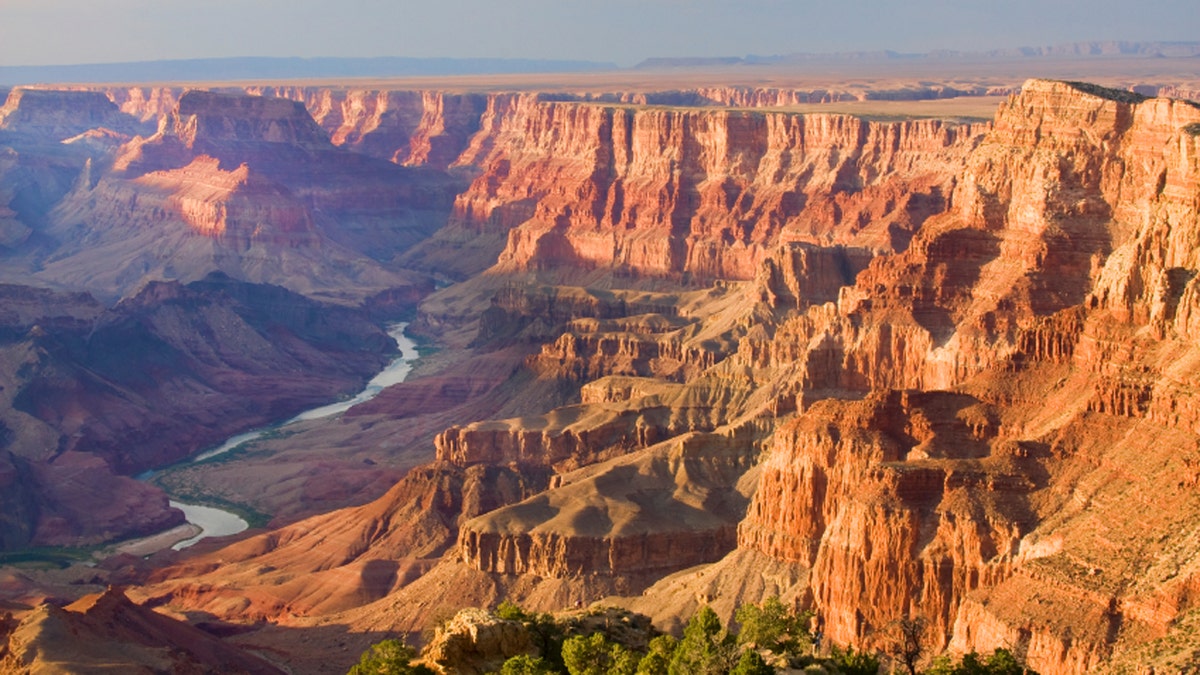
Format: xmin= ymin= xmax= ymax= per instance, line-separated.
xmin=668 ymin=606 xmax=736 ymax=675
xmin=828 ymin=644 xmax=880 ymax=675
xmin=735 ymin=596 xmax=812 ymax=659
xmin=1061 ymin=81 xmax=1148 ymax=104
xmin=562 ymin=633 xmax=637 ymax=675
xmin=729 ymin=649 xmax=775 ymax=675
xmin=497 ymin=600 xmax=531 ymax=621
xmin=636 ymin=634 xmax=678 ymax=675
xmin=925 ymin=648 xmax=1035 ymax=675
xmin=499 ymin=654 xmax=559 ymax=675
xmin=346 ymin=638 xmax=434 ymax=675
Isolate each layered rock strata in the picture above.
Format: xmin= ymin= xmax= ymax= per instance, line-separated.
xmin=726 ymin=80 xmax=1200 ymax=672
xmin=0 ymin=587 xmax=282 ymax=674
xmin=0 ymin=275 xmax=395 ymax=548
xmin=0 ymin=87 xmax=148 ymax=140
xmin=456 ymin=428 xmax=759 ymax=581
xmin=40 ymin=89 xmax=453 ymax=300
xmin=4 ymin=78 xmax=1196 ymax=675
xmin=451 ymin=99 xmax=986 ymax=280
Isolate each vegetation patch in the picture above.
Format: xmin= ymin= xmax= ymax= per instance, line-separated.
xmin=351 ymin=599 xmax=1037 ymax=674
xmin=1060 ymin=81 xmax=1148 ymax=104
xmin=0 ymin=546 xmax=93 ymax=568
xmin=149 ymin=475 xmax=272 ymax=529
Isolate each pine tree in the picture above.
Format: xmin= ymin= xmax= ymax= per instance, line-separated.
xmin=562 ymin=632 xmax=637 ymax=675
xmin=635 ymin=634 xmax=677 ymax=675
xmin=729 ymin=649 xmax=774 ymax=675
xmin=499 ymin=654 xmax=558 ymax=675
xmin=667 ymin=606 xmax=735 ymax=675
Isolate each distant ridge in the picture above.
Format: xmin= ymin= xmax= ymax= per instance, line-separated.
xmin=634 ymin=40 xmax=1200 ymax=69
xmin=0 ymin=56 xmax=619 ymax=86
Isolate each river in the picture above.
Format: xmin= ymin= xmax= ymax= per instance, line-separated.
xmin=166 ymin=322 xmax=418 ymax=549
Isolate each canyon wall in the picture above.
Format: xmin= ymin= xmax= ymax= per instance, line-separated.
xmin=59 ymin=84 xmax=989 ymax=281
xmin=0 ymin=87 xmax=149 ymax=139
xmin=6 ymin=77 xmax=1200 ymax=674
xmin=451 ymin=99 xmax=986 ymax=280
xmin=738 ymin=392 xmax=1032 ymax=650
xmin=132 ymin=82 xmax=1200 ymax=671
xmin=0 ymin=275 xmax=396 ymax=548
xmin=34 ymin=89 xmax=452 ymax=301
xmin=728 ymin=80 xmax=1200 ymax=672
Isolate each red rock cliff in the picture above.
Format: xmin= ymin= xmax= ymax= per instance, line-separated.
xmin=245 ymin=87 xmax=490 ymax=168
xmin=447 ymin=98 xmax=986 ymax=281
xmin=732 ymin=80 xmax=1200 ymax=673
xmin=0 ymin=87 xmax=145 ymax=139
xmin=42 ymin=89 xmax=449 ymax=299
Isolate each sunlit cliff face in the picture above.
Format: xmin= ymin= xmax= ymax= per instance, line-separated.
xmin=3 ymin=77 xmax=1200 ymax=675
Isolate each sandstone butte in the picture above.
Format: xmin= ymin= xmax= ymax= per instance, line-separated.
xmin=0 ymin=77 xmax=1199 ymax=675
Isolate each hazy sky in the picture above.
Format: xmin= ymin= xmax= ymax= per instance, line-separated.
xmin=2 ymin=0 xmax=1198 ymax=67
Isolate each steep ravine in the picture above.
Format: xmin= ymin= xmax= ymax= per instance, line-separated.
xmin=144 ymin=323 xmax=421 ymax=551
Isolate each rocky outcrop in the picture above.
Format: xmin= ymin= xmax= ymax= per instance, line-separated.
xmin=424 ymin=608 xmax=536 ymax=675
xmin=435 ymin=401 xmax=726 ymax=471
xmin=738 ymin=392 xmax=1034 ymax=650
xmin=474 ymin=283 xmax=682 ymax=346
xmin=101 ymin=155 xmax=318 ymax=244
xmin=0 ymin=87 xmax=147 ymax=140
xmin=174 ymin=90 xmax=332 ymax=151
xmin=527 ymin=320 xmax=717 ymax=383
xmin=0 ymin=587 xmax=282 ymax=674
xmin=437 ymin=299 xmax=750 ymax=470
xmin=248 ymin=87 xmax=492 ymax=168
xmin=755 ymin=243 xmax=876 ymax=310
xmin=457 ymin=428 xmax=759 ymax=583
xmin=101 ymin=86 xmax=183 ymax=122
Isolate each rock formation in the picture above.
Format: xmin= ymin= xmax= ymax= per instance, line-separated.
xmin=456 ymin=429 xmax=757 ymax=581
xmin=0 ymin=587 xmax=282 ymax=674
xmin=422 ymin=608 xmax=536 ymax=675
xmin=8 ymin=89 xmax=453 ymax=302
xmin=2 ymin=76 xmax=1200 ymax=675
xmin=435 ymin=97 xmax=984 ymax=281
xmin=0 ymin=87 xmax=147 ymax=140
xmin=246 ymin=87 xmax=491 ymax=169
xmin=713 ymin=80 xmax=1200 ymax=672
xmin=0 ymin=274 xmax=395 ymax=549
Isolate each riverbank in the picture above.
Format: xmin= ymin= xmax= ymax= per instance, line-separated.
xmin=139 ymin=322 xmax=419 ymax=552
xmin=111 ymin=523 xmax=201 ymax=557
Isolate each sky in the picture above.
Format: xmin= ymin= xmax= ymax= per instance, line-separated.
xmin=1 ymin=0 xmax=1198 ymax=68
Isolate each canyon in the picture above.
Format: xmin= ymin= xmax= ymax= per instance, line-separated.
xmin=1 ymin=63 xmax=1199 ymax=675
